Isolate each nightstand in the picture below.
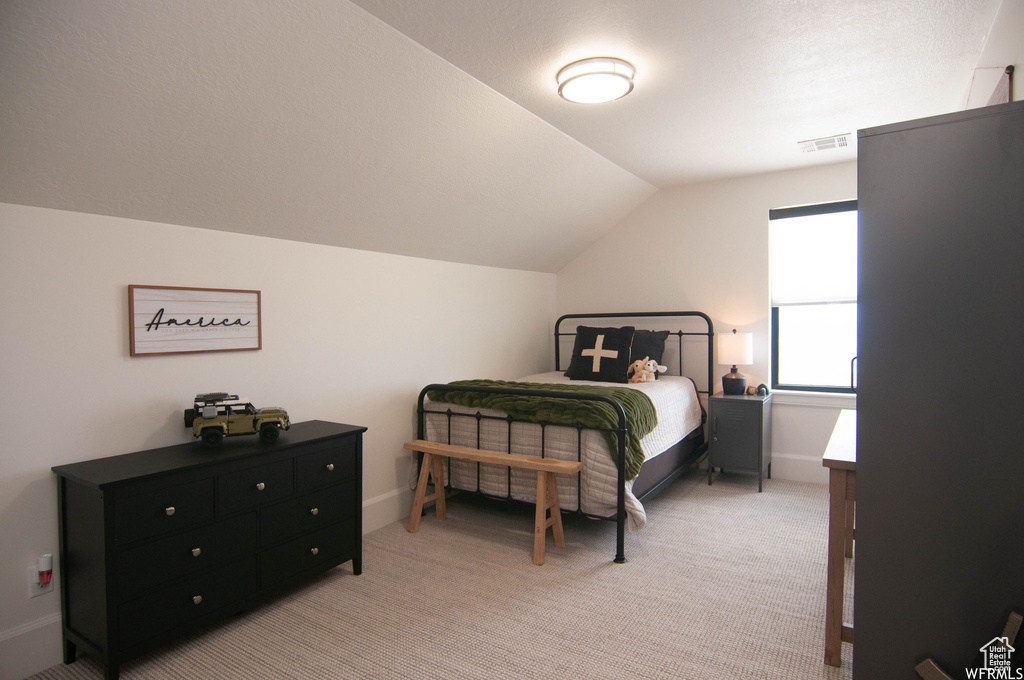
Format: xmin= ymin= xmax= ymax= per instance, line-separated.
xmin=708 ymin=392 xmax=772 ymax=491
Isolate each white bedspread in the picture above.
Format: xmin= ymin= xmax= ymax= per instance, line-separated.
xmin=421 ymin=372 xmax=703 ymax=531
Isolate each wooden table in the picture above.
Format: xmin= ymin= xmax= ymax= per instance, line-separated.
xmin=823 ymin=409 xmax=856 ymax=667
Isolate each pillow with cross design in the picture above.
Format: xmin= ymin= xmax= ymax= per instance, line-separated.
xmin=564 ymin=326 xmax=635 ymax=383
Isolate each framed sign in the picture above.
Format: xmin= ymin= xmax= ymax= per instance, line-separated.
xmin=129 ymin=285 xmax=262 ymax=356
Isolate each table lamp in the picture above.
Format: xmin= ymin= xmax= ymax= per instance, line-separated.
xmin=718 ymin=329 xmax=753 ymax=395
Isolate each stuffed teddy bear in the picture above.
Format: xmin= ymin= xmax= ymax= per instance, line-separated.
xmin=626 ymin=358 xmax=650 ymax=383
xmin=627 ymin=356 xmax=668 ymax=383
xmin=644 ymin=358 xmax=668 ymax=379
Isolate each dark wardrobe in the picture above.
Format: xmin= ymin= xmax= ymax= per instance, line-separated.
xmin=856 ymin=100 xmax=1024 ymax=677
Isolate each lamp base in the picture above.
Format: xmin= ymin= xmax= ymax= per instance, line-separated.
xmin=722 ymin=368 xmax=747 ymax=395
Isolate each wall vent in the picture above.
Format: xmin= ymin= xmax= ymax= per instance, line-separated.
xmin=799 ymin=134 xmax=851 ymax=153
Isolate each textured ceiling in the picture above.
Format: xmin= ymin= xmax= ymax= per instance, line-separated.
xmin=348 ymin=0 xmax=1002 ymax=187
xmin=0 ymin=0 xmax=1002 ymax=272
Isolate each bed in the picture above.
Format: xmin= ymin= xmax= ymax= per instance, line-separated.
xmin=415 ymin=311 xmax=714 ymax=562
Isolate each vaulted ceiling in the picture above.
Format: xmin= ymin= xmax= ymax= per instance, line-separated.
xmin=0 ymin=0 xmax=1002 ymax=272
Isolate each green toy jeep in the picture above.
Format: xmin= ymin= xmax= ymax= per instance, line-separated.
xmin=184 ymin=393 xmax=290 ymax=446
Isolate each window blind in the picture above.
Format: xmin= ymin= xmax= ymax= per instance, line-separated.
xmin=769 ymin=207 xmax=857 ymax=306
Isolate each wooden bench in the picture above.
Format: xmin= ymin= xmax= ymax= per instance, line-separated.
xmin=403 ymin=440 xmax=584 ymax=565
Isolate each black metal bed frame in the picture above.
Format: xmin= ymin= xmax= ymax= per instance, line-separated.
xmin=416 ymin=311 xmax=714 ymax=563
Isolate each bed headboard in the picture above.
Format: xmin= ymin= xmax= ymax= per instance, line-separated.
xmin=553 ymin=311 xmax=715 ymax=397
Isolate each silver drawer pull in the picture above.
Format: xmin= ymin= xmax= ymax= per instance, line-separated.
xmin=193 ymin=595 xmax=203 ymax=605
xmin=191 ymin=547 xmax=202 ymax=558
xmin=325 ymin=463 xmax=335 ymax=472
xmin=165 ymin=506 xmax=176 ymax=516
xmin=310 ymin=547 xmax=319 ymax=556
xmin=255 ymin=482 xmax=265 ymax=491
xmin=309 ymin=507 xmax=319 ymax=516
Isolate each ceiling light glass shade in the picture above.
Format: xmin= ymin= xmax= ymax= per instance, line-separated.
xmin=557 ymin=57 xmax=635 ymax=104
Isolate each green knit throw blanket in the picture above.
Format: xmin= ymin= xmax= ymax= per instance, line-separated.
xmin=426 ymin=379 xmax=657 ymax=480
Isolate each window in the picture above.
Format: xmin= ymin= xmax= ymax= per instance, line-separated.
xmin=769 ymin=200 xmax=857 ymax=393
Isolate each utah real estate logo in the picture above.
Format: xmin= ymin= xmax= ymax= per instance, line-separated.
xmin=968 ymin=636 xmax=1021 ymax=679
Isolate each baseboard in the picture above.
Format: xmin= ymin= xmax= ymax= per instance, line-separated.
xmin=769 ymin=452 xmax=828 ymax=485
xmin=0 ymin=612 xmax=62 ymax=680
xmin=363 ymin=486 xmax=413 ymax=533
xmin=699 ymin=452 xmax=826 ymax=485
xmin=0 ymin=489 xmax=411 ymax=680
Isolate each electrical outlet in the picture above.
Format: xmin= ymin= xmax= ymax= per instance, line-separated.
xmin=28 ymin=565 xmax=54 ymax=598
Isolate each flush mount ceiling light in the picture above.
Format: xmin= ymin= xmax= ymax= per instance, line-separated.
xmin=556 ymin=57 xmax=635 ymax=104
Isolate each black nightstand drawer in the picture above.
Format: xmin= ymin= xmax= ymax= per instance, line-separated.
xmin=261 ymin=481 xmax=358 ymax=546
xmin=711 ymin=401 xmax=760 ymax=468
xmin=115 ymin=478 xmax=215 ymax=545
xmin=118 ymin=556 xmax=258 ymax=650
xmin=218 ymin=460 xmax=293 ymax=514
xmin=117 ymin=513 xmax=257 ymax=601
xmin=295 ymin=438 xmax=357 ymax=492
xmin=261 ymin=521 xmax=356 ymax=587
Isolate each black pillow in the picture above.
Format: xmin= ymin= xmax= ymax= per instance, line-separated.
xmin=630 ymin=330 xmax=671 ymax=378
xmin=565 ymin=326 xmax=635 ymax=383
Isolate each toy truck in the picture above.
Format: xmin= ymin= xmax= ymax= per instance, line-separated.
xmin=184 ymin=393 xmax=290 ymax=445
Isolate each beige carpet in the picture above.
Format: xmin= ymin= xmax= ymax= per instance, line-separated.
xmin=29 ymin=469 xmax=854 ymax=680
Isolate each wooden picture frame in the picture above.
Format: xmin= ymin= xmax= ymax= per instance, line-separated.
xmin=129 ymin=285 xmax=262 ymax=356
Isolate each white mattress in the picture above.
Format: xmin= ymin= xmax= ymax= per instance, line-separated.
xmin=421 ymin=372 xmax=703 ymax=531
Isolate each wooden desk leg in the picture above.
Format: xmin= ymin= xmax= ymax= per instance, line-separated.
xmin=825 ymin=467 xmax=848 ymax=667
xmin=845 ymin=499 xmax=855 ymax=558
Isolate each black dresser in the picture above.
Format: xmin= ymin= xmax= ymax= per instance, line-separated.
xmin=52 ymin=420 xmax=365 ymax=680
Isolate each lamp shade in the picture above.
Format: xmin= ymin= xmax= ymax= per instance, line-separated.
xmin=557 ymin=57 xmax=635 ymax=104
xmin=717 ymin=331 xmax=753 ymax=366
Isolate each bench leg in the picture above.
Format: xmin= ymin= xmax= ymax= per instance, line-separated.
xmin=408 ymin=452 xmax=446 ymax=533
xmin=533 ymin=471 xmax=566 ymax=566
xmin=432 ymin=454 xmax=446 ymax=521
xmin=534 ymin=471 xmax=547 ymax=565
xmin=547 ymin=472 xmax=565 ymax=549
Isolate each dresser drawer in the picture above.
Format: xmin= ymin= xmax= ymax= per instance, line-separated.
xmin=261 ymin=481 xmax=357 ymax=546
xmin=117 ymin=513 xmax=257 ymax=601
xmin=295 ymin=438 xmax=357 ymax=492
xmin=53 ymin=421 xmax=365 ymax=680
xmin=118 ymin=557 xmax=258 ymax=651
xmin=261 ymin=521 xmax=356 ymax=587
xmin=115 ymin=478 xmax=215 ymax=545
xmin=218 ymin=460 xmax=293 ymax=514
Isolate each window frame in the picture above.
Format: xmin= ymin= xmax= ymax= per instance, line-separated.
xmin=769 ymin=199 xmax=858 ymax=394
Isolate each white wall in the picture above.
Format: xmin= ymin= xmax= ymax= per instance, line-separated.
xmin=966 ymin=0 xmax=1024 ymax=106
xmin=556 ymin=161 xmax=858 ymax=484
xmin=0 ymin=203 xmax=555 ymax=679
